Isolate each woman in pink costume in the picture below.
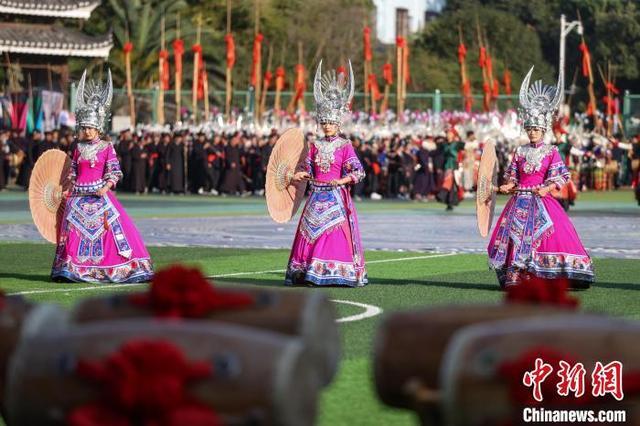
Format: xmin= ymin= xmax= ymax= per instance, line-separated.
xmin=286 ymin=60 xmax=367 ymax=287
xmin=51 ymin=70 xmax=153 ymax=283
xmin=488 ymin=66 xmax=594 ymax=289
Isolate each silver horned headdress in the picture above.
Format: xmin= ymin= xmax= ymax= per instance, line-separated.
xmin=75 ymin=69 xmax=113 ymax=132
xmin=518 ymin=65 xmax=563 ymax=132
xmin=313 ymin=59 xmax=355 ymax=125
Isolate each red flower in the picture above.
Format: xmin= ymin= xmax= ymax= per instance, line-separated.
xmin=129 ymin=265 xmax=254 ymax=318
xmin=123 ymin=42 xmax=133 ymax=54
xmin=67 ymin=402 xmax=131 ymax=426
xmin=504 ymin=275 xmax=578 ymax=308
xmin=69 ymin=340 xmax=219 ymax=426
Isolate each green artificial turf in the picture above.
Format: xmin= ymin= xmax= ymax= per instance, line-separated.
xmin=1 ymin=243 xmax=639 ymax=425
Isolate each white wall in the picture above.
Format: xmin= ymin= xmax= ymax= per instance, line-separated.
xmin=373 ymin=0 xmax=445 ymax=44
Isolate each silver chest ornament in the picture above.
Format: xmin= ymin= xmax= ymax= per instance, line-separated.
xmin=518 ymin=144 xmax=553 ymax=174
xmin=78 ymin=140 xmax=110 ymax=168
xmin=313 ymin=137 xmax=348 ymax=173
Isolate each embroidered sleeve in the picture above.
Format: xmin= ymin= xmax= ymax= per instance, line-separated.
xmin=302 ymin=145 xmax=315 ymax=178
xmin=341 ymin=144 xmax=365 ymax=184
xmin=544 ymin=147 xmax=570 ymax=189
xmin=503 ymin=150 xmax=519 ymax=185
xmin=68 ymin=149 xmax=78 ymax=185
xmin=103 ymin=144 xmax=123 ymax=187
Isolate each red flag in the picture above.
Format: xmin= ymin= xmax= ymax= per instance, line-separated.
xmin=293 ymin=64 xmax=305 ymax=103
xmin=606 ymin=81 xmax=620 ymax=95
xmin=159 ymin=50 xmax=170 ymax=90
xmin=485 ymin=54 xmax=493 ymax=79
xmin=275 ymin=66 xmax=286 ymax=91
xmin=457 ymin=43 xmax=467 ymax=64
xmin=225 ymin=33 xmax=236 ymax=69
xmin=250 ymin=33 xmax=264 ymax=86
xmin=579 ymin=42 xmax=591 ymax=78
xmin=263 ymin=70 xmax=273 ymax=91
xmin=363 ymin=26 xmax=373 ymax=62
xmin=172 ymin=39 xmax=184 ymax=78
xmin=478 ymin=46 xmax=487 ymax=68
xmin=503 ymin=69 xmax=512 ymax=95
xmin=368 ymin=74 xmax=382 ymax=101
xmin=382 ymin=63 xmax=393 ymax=85
xmin=462 ymin=80 xmax=472 ymax=112
xmin=192 ymin=44 xmax=204 ymax=100
xmin=492 ymin=78 xmax=500 ymax=97
xmin=396 ymin=36 xmax=406 ymax=48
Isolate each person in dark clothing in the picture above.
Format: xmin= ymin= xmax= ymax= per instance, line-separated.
xmin=130 ymin=136 xmax=148 ymax=194
xmin=165 ymin=133 xmax=185 ymax=193
xmin=117 ymin=130 xmax=133 ymax=192
xmin=221 ymin=134 xmax=245 ymax=195
xmin=147 ymin=133 xmax=167 ymax=193
xmin=436 ymin=129 xmax=466 ymax=211
xmin=188 ymin=133 xmax=208 ymax=194
xmin=16 ymin=131 xmax=37 ymax=189
xmin=34 ymin=131 xmax=60 ymax=161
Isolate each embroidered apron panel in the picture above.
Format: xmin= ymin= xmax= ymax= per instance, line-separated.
xmin=300 ymin=188 xmax=347 ymax=243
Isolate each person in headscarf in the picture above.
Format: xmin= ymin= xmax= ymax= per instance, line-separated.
xmin=488 ymin=66 xmax=594 ymax=289
xmin=285 ymin=60 xmax=367 ymax=287
xmin=51 ymin=69 xmax=153 ymax=283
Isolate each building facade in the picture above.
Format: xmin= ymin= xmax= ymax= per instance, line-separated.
xmin=373 ymin=0 xmax=446 ymax=44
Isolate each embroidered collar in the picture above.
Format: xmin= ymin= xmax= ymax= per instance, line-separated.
xmin=312 ymin=136 xmax=348 ymax=173
xmin=517 ymin=143 xmax=553 ymax=174
xmin=77 ymin=139 xmax=110 ymax=167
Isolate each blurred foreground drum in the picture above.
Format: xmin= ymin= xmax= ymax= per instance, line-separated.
xmin=6 ymin=315 xmax=322 ymax=426
xmin=71 ymin=286 xmax=340 ymax=385
xmin=441 ymin=316 xmax=640 ymax=425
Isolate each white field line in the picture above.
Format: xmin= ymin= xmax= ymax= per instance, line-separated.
xmin=8 ymin=252 xmax=458 ymax=296
xmin=333 ymin=299 xmax=383 ymax=323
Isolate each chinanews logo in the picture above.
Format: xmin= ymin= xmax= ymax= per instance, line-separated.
xmin=521 ymin=358 xmax=628 ymax=424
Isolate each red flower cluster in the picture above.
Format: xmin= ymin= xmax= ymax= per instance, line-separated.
xmin=504 ymin=275 xmax=578 ymax=308
xmin=129 ymin=265 xmax=255 ymax=318
xmin=67 ymin=339 xmax=220 ymax=426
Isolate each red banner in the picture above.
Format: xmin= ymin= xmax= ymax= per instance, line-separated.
xmin=396 ymin=36 xmax=406 ymax=49
xmin=606 ymin=81 xmax=620 ymax=95
xmin=579 ymin=42 xmax=591 ymax=78
xmin=462 ymin=80 xmax=472 ymax=112
xmin=225 ymin=33 xmax=236 ymax=69
xmin=251 ymin=33 xmax=264 ymax=86
xmin=363 ymin=26 xmax=373 ymax=61
xmin=368 ymin=74 xmax=382 ymax=101
xmin=457 ymin=43 xmax=467 ymax=64
xmin=382 ymin=63 xmax=393 ymax=85
xmin=159 ymin=50 xmax=170 ymax=90
xmin=192 ymin=44 xmax=204 ymax=100
xmin=503 ymin=69 xmax=512 ymax=95
xmin=492 ymin=78 xmax=500 ymax=98
xmin=263 ymin=70 xmax=273 ymax=91
xmin=293 ymin=64 xmax=305 ymax=103
xmin=172 ymin=39 xmax=184 ymax=77
xmin=478 ymin=46 xmax=487 ymax=68
xmin=275 ymin=66 xmax=286 ymax=91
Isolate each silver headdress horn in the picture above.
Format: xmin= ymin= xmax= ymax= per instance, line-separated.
xmin=313 ymin=59 xmax=354 ymax=125
xmin=518 ymin=65 xmax=563 ymax=132
xmin=75 ymin=68 xmax=113 ymax=132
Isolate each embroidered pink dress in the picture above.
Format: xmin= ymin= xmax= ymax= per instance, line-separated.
xmin=488 ymin=142 xmax=595 ymax=287
xmin=51 ymin=139 xmax=153 ymax=283
xmin=286 ymin=136 xmax=367 ymax=287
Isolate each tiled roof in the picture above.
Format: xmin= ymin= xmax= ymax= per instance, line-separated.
xmin=0 ymin=0 xmax=100 ymax=19
xmin=0 ymin=23 xmax=112 ymax=58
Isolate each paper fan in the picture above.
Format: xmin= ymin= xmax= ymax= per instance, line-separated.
xmin=28 ymin=150 xmax=72 ymax=243
xmin=476 ymin=140 xmax=498 ymax=238
xmin=266 ymin=128 xmax=308 ymax=223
